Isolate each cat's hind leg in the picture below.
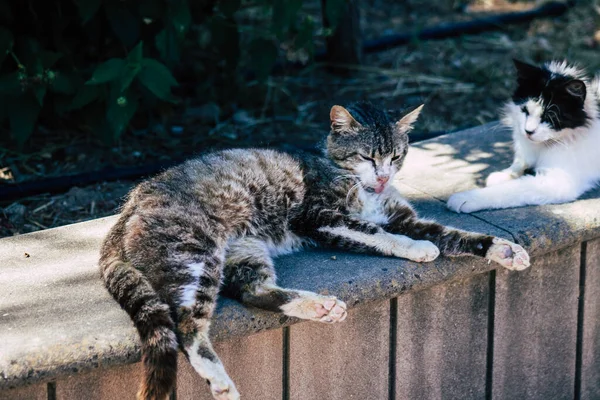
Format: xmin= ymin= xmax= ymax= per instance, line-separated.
xmin=222 ymin=237 xmax=347 ymax=323
xmin=175 ymin=251 xmax=240 ymax=400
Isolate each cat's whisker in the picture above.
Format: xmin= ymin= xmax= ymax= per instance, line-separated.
xmin=345 ymin=182 xmax=361 ymax=206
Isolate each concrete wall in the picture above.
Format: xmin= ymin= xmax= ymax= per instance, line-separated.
xmin=2 ymin=239 xmax=597 ymax=400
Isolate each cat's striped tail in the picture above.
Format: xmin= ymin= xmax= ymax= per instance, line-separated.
xmin=100 ymin=253 xmax=178 ymax=400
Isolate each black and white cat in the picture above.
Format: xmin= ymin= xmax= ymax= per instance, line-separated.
xmin=448 ymin=59 xmax=600 ymax=213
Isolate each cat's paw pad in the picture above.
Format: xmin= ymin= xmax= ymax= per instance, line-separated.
xmin=209 ymin=376 xmax=240 ymax=400
xmin=447 ymin=191 xmax=481 ymax=214
xmin=486 ymin=238 xmax=530 ymax=271
xmin=486 ymin=171 xmax=514 ymax=187
xmin=407 ymin=240 xmax=440 ymax=262
xmin=281 ymin=294 xmax=348 ymax=323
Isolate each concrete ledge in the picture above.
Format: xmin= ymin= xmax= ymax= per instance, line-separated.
xmin=1 ymin=122 xmax=599 ymax=397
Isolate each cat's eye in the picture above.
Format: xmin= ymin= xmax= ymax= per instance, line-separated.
xmin=359 ymin=154 xmax=374 ymax=162
xmin=391 ymin=155 xmax=400 ymax=163
xmin=521 ymin=106 xmax=529 ymax=115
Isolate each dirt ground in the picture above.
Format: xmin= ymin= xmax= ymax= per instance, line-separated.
xmin=1 ymin=0 xmax=599 ymax=237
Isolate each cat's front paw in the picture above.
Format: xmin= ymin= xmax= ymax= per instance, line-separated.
xmin=486 ymin=171 xmax=514 ymax=187
xmin=406 ymin=240 xmax=440 ymax=262
xmin=486 ymin=238 xmax=530 ymax=271
xmin=209 ymin=375 xmax=240 ymax=400
xmin=447 ymin=191 xmax=484 ymax=214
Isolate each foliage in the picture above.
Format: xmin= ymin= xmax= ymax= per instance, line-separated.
xmin=0 ymin=0 xmax=345 ymax=148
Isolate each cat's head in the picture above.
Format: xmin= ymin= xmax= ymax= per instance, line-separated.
xmin=326 ymin=102 xmax=423 ymax=194
xmin=503 ymin=59 xmax=595 ymax=144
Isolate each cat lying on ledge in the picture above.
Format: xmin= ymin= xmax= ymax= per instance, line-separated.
xmin=448 ymin=59 xmax=600 ymax=213
xmin=100 ymin=102 xmax=529 ymax=400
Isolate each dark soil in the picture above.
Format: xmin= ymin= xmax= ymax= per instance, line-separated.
xmin=2 ymin=0 xmax=599 ymax=237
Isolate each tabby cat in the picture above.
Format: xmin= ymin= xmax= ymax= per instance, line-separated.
xmin=100 ymin=102 xmax=530 ymax=400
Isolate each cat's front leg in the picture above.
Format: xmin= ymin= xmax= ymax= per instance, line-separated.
xmin=447 ymin=169 xmax=582 ymax=213
xmin=317 ymin=225 xmax=440 ymax=262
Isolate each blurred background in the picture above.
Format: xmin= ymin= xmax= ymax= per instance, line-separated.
xmin=0 ymin=0 xmax=596 ymax=237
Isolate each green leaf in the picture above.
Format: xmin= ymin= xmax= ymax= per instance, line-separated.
xmin=248 ymin=38 xmax=278 ymax=81
xmin=127 ymin=41 xmax=144 ymax=64
xmin=7 ymin=92 xmax=41 ymax=148
xmin=120 ymin=42 xmax=143 ymax=92
xmin=137 ymin=58 xmax=178 ymax=102
xmin=219 ymin=0 xmax=241 ymax=17
xmin=169 ymin=0 xmax=191 ymax=34
xmin=107 ymin=91 xmax=138 ymax=141
xmin=0 ymin=71 xmax=22 ymax=95
xmin=155 ymin=28 xmax=180 ymax=64
xmin=70 ymin=84 xmax=102 ymax=111
xmin=75 ymin=0 xmax=102 ymax=23
xmin=120 ymin=63 xmax=141 ymax=92
xmin=51 ymin=72 xmax=78 ymax=94
xmin=33 ymin=85 xmax=46 ymax=106
xmin=105 ymin=3 xmax=140 ymax=47
xmin=86 ymin=58 xmax=125 ymax=85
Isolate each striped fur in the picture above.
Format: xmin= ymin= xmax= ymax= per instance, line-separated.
xmin=99 ymin=102 xmax=530 ymax=400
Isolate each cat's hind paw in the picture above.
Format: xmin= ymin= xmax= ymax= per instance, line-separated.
xmin=447 ymin=191 xmax=483 ymax=213
xmin=281 ymin=294 xmax=348 ymax=323
xmin=486 ymin=238 xmax=530 ymax=271
xmin=209 ymin=375 xmax=240 ymax=400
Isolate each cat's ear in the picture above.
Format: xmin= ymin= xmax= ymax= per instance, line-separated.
xmin=395 ymin=104 xmax=424 ymax=134
xmin=565 ymin=79 xmax=586 ymax=100
xmin=330 ymin=105 xmax=362 ymax=134
xmin=513 ymin=59 xmax=542 ymax=80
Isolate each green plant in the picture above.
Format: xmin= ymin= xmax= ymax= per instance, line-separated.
xmin=0 ymin=0 xmax=346 ymax=148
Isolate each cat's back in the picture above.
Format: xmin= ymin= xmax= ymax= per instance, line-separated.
xmin=120 ymin=148 xmax=307 ymax=238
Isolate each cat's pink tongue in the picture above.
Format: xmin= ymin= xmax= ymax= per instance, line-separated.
xmin=375 ymin=184 xmax=385 ymax=194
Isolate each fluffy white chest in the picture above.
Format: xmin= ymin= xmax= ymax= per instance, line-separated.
xmin=356 ymin=190 xmax=389 ymax=225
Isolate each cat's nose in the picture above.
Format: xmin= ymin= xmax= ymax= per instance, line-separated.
xmin=377 ymin=176 xmax=389 ymax=184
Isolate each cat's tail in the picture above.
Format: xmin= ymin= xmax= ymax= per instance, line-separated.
xmin=100 ymin=252 xmax=178 ymax=400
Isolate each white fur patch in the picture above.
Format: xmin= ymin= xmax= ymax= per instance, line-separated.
xmin=356 ymin=188 xmax=389 ymax=224
xmin=180 ymin=283 xmax=199 ymax=307
xmin=179 ymin=262 xmax=205 ymax=307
